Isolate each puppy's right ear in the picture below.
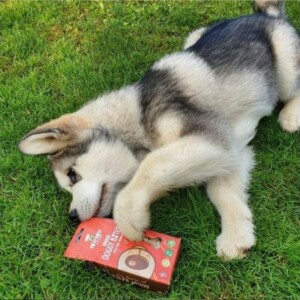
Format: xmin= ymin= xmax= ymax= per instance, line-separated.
xmin=19 ymin=114 xmax=91 ymax=155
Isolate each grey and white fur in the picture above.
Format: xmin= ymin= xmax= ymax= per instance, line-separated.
xmin=19 ymin=0 xmax=300 ymax=260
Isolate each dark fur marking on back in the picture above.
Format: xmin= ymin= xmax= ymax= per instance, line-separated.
xmin=138 ymin=68 xmax=230 ymax=146
xmin=187 ymin=15 xmax=276 ymax=75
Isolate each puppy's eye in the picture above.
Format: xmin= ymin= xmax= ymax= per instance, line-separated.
xmin=67 ymin=168 xmax=77 ymax=184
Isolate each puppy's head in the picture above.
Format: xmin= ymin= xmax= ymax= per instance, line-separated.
xmin=19 ymin=114 xmax=139 ymax=221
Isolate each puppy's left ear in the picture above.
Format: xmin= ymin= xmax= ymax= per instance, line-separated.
xmin=19 ymin=114 xmax=91 ymax=155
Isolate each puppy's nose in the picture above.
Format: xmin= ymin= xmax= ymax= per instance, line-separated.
xmin=69 ymin=209 xmax=79 ymax=222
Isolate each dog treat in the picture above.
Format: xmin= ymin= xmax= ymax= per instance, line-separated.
xmin=65 ymin=218 xmax=181 ymax=293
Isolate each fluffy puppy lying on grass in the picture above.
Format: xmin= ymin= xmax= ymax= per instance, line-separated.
xmin=19 ymin=0 xmax=300 ymax=260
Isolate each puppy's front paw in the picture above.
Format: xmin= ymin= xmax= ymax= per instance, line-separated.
xmin=216 ymin=222 xmax=256 ymax=260
xmin=279 ymin=102 xmax=300 ymax=132
xmin=113 ymin=187 xmax=150 ymax=241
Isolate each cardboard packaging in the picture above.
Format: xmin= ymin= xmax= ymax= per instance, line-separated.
xmin=64 ymin=218 xmax=181 ymax=293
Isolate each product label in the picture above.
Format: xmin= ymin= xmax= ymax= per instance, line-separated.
xmin=64 ymin=218 xmax=181 ymax=293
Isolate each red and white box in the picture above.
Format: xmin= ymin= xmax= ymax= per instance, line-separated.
xmin=64 ymin=218 xmax=181 ymax=293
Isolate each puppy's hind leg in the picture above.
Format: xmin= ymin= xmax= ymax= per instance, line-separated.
xmin=207 ymin=146 xmax=256 ymax=260
xmin=114 ymin=135 xmax=237 ymax=241
xmin=272 ymin=22 xmax=300 ymax=132
xmin=279 ymin=93 xmax=300 ymax=132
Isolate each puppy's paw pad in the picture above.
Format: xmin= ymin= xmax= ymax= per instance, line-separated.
xmin=216 ymin=231 xmax=255 ymax=260
xmin=114 ymin=189 xmax=150 ymax=241
xmin=115 ymin=215 xmax=145 ymax=241
xmin=279 ymin=107 xmax=300 ymax=132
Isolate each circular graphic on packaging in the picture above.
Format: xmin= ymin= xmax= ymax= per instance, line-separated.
xmin=125 ymin=255 xmax=149 ymax=270
xmin=162 ymin=259 xmax=171 ymax=268
xmin=167 ymin=240 xmax=176 ymax=248
xmin=118 ymin=246 xmax=155 ymax=279
xmin=165 ymin=249 xmax=173 ymax=257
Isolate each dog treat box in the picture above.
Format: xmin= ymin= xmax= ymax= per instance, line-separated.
xmin=65 ymin=218 xmax=181 ymax=293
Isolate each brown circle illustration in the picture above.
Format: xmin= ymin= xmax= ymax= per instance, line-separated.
xmin=118 ymin=246 xmax=156 ymax=279
xmin=125 ymin=255 xmax=149 ymax=270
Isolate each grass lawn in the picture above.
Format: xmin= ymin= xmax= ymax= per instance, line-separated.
xmin=1 ymin=1 xmax=299 ymax=299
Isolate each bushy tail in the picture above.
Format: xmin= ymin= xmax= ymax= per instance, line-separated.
xmin=254 ymin=0 xmax=285 ymax=18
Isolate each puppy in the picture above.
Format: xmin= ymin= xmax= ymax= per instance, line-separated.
xmin=19 ymin=0 xmax=300 ymax=260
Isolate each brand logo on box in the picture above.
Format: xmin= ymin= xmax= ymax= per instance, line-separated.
xmin=84 ymin=230 xmax=102 ymax=249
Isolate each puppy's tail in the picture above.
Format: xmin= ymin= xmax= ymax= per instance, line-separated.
xmin=254 ymin=0 xmax=285 ymax=18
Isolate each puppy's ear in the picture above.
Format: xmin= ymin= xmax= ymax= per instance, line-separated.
xmin=19 ymin=114 xmax=91 ymax=155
